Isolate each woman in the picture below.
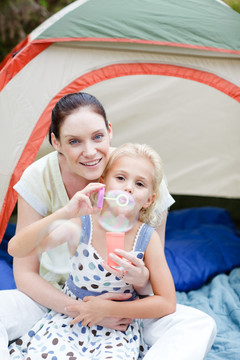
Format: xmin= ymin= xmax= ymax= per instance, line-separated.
xmin=1 ymin=92 xmax=216 ymax=359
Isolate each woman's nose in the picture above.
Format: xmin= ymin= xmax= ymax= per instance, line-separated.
xmin=82 ymin=142 xmax=97 ymax=157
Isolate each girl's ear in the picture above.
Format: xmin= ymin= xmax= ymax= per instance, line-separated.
xmin=142 ymin=193 xmax=156 ymax=209
xmin=51 ymin=133 xmax=61 ymax=151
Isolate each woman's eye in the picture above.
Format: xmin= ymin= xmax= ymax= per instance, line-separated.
xmin=69 ymin=139 xmax=79 ymax=145
xmin=94 ymin=134 xmax=104 ymax=141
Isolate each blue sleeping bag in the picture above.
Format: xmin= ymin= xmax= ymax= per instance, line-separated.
xmin=0 ymin=223 xmax=16 ymax=290
xmin=165 ymin=207 xmax=240 ymax=291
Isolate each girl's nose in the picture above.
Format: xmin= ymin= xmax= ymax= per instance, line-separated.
xmin=124 ymin=182 xmax=133 ymax=194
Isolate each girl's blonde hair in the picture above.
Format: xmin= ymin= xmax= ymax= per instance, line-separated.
xmin=102 ymin=143 xmax=163 ymax=228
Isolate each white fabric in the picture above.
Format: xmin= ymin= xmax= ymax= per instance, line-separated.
xmin=0 ymin=290 xmax=47 ymax=360
xmin=143 ymin=305 xmax=217 ymax=360
xmin=157 ymin=174 xmax=175 ymax=213
xmin=0 ymin=290 xmax=216 ymax=360
xmin=13 ymin=151 xmax=68 ymax=217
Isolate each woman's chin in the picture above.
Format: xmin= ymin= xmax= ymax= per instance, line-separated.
xmin=81 ymin=167 xmax=105 ymax=181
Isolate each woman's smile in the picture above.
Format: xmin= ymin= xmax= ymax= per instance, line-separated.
xmin=79 ymin=158 xmax=102 ymax=167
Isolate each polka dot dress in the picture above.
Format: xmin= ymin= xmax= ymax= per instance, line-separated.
xmin=9 ymin=216 xmax=154 ymax=360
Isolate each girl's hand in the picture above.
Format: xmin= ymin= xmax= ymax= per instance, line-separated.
xmin=65 ymin=292 xmax=133 ymax=330
xmin=69 ymin=296 xmax=108 ymax=327
xmin=102 ymin=249 xmax=149 ymax=290
xmin=64 ymin=183 xmax=105 ymax=218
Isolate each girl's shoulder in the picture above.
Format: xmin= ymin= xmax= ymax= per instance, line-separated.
xmin=133 ymin=222 xmax=156 ymax=253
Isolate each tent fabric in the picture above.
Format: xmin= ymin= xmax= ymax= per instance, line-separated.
xmin=0 ymin=0 xmax=240 ymax=242
xmin=33 ymin=0 xmax=240 ymax=52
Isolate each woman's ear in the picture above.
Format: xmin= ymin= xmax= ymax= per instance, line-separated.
xmin=51 ymin=132 xmax=61 ymax=151
xmin=108 ymin=122 xmax=113 ymax=141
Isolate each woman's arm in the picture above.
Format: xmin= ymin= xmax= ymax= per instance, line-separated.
xmin=12 ymin=196 xmax=133 ymax=330
xmin=12 ymin=196 xmax=80 ymax=314
xmin=8 ymin=183 xmax=104 ymax=257
xmin=67 ymin=231 xmax=176 ymax=326
xmin=13 ymin=255 xmax=81 ymax=313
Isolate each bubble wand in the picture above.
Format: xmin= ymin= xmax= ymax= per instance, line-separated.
xmin=97 ymin=188 xmax=136 ymax=270
xmin=97 ymin=188 xmax=131 ymax=209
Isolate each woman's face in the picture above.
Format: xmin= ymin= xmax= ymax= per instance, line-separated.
xmin=52 ymin=107 xmax=112 ymax=181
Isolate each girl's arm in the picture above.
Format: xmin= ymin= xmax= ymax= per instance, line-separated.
xmin=67 ymin=230 xmax=176 ymax=326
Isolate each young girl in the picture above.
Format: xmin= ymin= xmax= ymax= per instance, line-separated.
xmin=8 ymin=143 xmax=176 ymax=359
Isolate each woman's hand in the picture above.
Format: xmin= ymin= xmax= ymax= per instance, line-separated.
xmin=64 ymin=183 xmax=105 ymax=219
xmin=9 ymin=184 xmax=105 ymax=258
xmin=102 ymin=249 xmax=149 ymax=290
xmin=35 ymin=183 xmax=105 ymax=255
xmin=65 ymin=292 xmax=133 ymax=330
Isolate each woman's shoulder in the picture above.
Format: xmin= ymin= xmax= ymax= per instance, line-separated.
xmin=17 ymin=151 xmax=56 ymax=181
xmin=23 ymin=151 xmax=57 ymax=174
xmin=26 ymin=151 xmax=58 ymax=170
xmin=109 ymin=146 xmax=116 ymax=155
xmin=158 ymin=176 xmax=175 ymax=211
xmin=13 ymin=151 xmax=60 ymax=204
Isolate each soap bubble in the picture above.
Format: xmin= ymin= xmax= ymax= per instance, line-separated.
xmin=37 ymin=220 xmax=82 ymax=274
xmin=97 ymin=190 xmax=137 ymax=232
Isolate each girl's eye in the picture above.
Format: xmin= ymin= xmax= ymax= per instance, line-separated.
xmin=116 ymin=176 xmax=125 ymax=181
xmin=136 ymin=182 xmax=144 ymax=187
xmin=69 ymin=139 xmax=79 ymax=145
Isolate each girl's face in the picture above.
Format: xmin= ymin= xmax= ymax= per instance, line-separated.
xmin=104 ymin=155 xmax=155 ymax=216
xmin=52 ymin=107 xmax=112 ymax=181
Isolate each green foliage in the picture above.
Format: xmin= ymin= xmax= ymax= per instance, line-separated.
xmin=223 ymin=0 xmax=240 ymax=13
xmin=0 ymin=0 xmax=75 ymax=63
xmin=0 ymin=0 xmax=240 ymax=63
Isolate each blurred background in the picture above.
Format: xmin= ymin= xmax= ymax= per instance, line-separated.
xmin=0 ymin=0 xmax=240 ymax=63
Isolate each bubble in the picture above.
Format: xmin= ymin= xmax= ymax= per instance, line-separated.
xmin=97 ymin=190 xmax=137 ymax=232
xmin=37 ymin=220 xmax=82 ymax=274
